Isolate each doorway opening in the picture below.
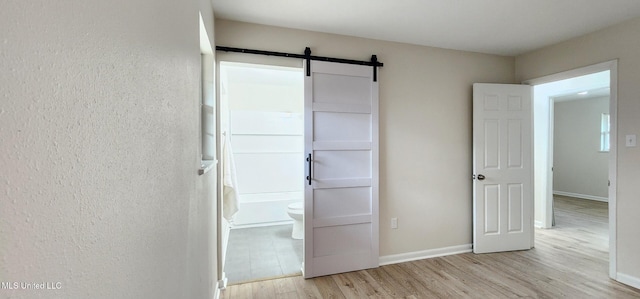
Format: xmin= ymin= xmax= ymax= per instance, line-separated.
xmin=219 ymin=62 xmax=304 ymax=284
xmin=526 ymin=60 xmax=618 ymax=278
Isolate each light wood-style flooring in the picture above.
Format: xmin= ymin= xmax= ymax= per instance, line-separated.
xmin=221 ymin=196 xmax=640 ymax=298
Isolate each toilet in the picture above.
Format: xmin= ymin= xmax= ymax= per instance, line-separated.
xmin=286 ymin=202 xmax=304 ymax=239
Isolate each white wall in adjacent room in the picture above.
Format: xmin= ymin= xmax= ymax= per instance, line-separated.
xmin=553 ymin=97 xmax=609 ymax=200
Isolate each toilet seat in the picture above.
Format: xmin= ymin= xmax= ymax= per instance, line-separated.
xmin=288 ymin=202 xmax=303 ymax=211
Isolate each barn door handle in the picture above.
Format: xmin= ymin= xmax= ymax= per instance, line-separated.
xmin=306 ymin=153 xmax=312 ymax=185
xmin=477 ymin=174 xmax=486 ymax=180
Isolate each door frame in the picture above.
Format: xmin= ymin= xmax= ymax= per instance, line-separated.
xmin=216 ymin=60 xmax=306 ymax=286
xmin=523 ymin=60 xmax=618 ymax=279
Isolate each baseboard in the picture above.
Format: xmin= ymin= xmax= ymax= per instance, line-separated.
xmin=219 ymin=272 xmax=228 ymax=290
xmin=213 ymin=274 xmax=227 ymax=299
xmin=535 ymin=220 xmax=544 ymax=228
xmin=553 ymin=191 xmax=608 ymax=202
xmin=379 ymin=244 xmax=472 ymax=266
xmin=617 ymin=272 xmax=640 ymax=290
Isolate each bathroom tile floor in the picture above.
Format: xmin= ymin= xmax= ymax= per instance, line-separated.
xmin=225 ymin=224 xmax=303 ymax=285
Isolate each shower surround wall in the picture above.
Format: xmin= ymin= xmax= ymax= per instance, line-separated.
xmin=231 ymin=111 xmax=303 ymax=226
xmin=224 ymin=65 xmax=304 ymax=227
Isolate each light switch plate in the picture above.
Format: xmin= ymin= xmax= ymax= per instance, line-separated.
xmin=626 ymin=134 xmax=637 ymax=147
xmin=391 ymin=218 xmax=398 ymax=229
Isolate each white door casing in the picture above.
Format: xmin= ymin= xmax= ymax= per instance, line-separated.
xmin=523 ymin=60 xmax=618 ymax=278
xmin=304 ymin=61 xmax=379 ymax=278
xmin=473 ymin=83 xmax=533 ymax=254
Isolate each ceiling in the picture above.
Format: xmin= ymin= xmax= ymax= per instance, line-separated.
xmin=535 ymin=70 xmax=610 ymax=102
xmin=553 ymin=87 xmax=610 ymax=102
xmin=212 ymin=0 xmax=640 ymax=56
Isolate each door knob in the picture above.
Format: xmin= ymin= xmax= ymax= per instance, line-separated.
xmin=477 ymin=174 xmax=486 ymax=180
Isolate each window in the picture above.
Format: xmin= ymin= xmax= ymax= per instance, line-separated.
xmin=600 ymin=113 xmax=610 ymax=152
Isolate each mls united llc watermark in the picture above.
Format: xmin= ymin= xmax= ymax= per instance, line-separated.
xmin=1 ymin=281 xmax=62 ymax=290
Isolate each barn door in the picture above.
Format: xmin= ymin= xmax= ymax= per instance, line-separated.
xmin=303 ymin=60 xmax=379 ymax=278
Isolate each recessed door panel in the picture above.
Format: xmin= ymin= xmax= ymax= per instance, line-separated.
xmin=313 ymin=73 xmax=371 ymax=105
xmin=313 ymin=150 xmax=371 ymax=180
xmin=508 ymin=184 xmax=524 ymax=233
xmin=313 ymin=112 xmax=371 ymax=141
xmin=508 ymin=119 xmax=523 ymax=168
xmin=484 ymin=95 xmax=500 ymax=111
xmin=313 ymin=224 xmax=371 ymax=257
xmin=484 ymin=184 xmax=500 ymax=234
xmin=508 ymin=96 xmax=522 ymax=111
xmin=313 ymin=187 xmax=371 ymax=219
xmin=484 ymin=120 xmax=500 ymax=169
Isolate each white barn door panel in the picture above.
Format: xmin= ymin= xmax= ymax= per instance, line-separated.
xmin=473 ymin=83 xmax=533 ymax=254
xmin=304 ymin=61 xmax=379 ymax=278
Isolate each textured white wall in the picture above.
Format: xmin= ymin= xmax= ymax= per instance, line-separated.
xmin=554 ymin=97 xmax=609 ymax=199
xmin=517 ymin=16 xmax=640 ymax=284
xmin=0 ymin=0 xmax=217 ymax=298
xmin=215 ymin=19 xmax=515 ymax=257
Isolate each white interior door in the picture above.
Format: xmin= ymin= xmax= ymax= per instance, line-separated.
xmin=473 ymin=83 xmax=533 ymax=254
xmin=303 ymin=60 xmax=379 ymax=278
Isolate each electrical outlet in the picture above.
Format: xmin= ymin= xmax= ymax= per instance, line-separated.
xmin=626 ymin=134 xmax=637 ymax=147
xmin=391 ymin=217 xmax=398 ymax=229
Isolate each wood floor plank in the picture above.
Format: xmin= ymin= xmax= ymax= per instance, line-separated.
xmin=274 ymin=291 xmax=301 ymax=299
xmin=313 ymin=275 xmax=346 ymax=299
xmin=233 ymin=283 xmax=253 ymax=299
xmin=222 ymin=196 xmax=640 ymax=298
xmin=400 ymin=259 xmax=466 ymax=298
xmin=384 ymin=263 xmax=442 ymax=298
xmin=442 ymin=253 xmax=537 ymax=298
xmin=273 ymin=277 xmax=297 ymax=295
xmin=332 ymin=272 xmax=364 ymax=299
xmin=366 ymin=266 xmax=416 ymax=298
xmin=291 ymin=275 xmax=323 ymax=298
xmin=347 ymin=270 xmax=391 ymax=298
xmin=252 ymin=280 xmax=275 ymax=299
